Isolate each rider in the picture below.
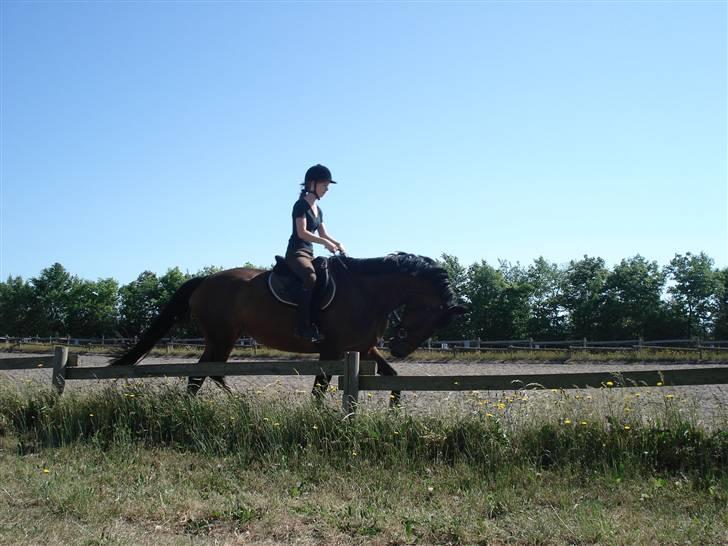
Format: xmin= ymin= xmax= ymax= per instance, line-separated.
xmin=286 ymin=164 xmax=347 ymax=342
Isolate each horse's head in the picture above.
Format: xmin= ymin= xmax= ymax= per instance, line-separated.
xmin=388 ymin=303 xmax=468 ymax=358
xmin=336 ymin=253 xmax=467 ymax=357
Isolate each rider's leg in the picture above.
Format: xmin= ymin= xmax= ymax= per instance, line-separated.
xmin=286 ymin=250 xmax=321 ymax=342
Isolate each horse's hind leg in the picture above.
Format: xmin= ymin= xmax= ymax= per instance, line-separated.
xmin=187 ymin=340 xmax=236 ymax=396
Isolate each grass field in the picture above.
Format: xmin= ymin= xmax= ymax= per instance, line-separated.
xmin=0 ymin=380 xmax=726 ymax=545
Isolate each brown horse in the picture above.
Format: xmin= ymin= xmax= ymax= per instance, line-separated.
xmin=110 ymin=253 xmax=466 ymax=401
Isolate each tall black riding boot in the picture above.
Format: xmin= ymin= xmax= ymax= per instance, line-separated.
xmin=295 ymin=288 xmax=322 ymax=343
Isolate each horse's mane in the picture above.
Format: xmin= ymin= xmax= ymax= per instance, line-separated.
xmin=337 ymin=252 xmax=458 ymax=307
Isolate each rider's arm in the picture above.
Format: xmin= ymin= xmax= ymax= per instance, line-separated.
xmin=295 ymin=217 xmax=337 ymax=251
xmin=317 ymin=223 xmax=342 ymax=249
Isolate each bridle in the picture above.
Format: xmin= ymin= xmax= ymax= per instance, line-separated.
xmin=390 ymin=309 xmax=408 ymax=340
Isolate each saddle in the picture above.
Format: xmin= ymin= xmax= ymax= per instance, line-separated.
xmin=267 ymin=256 xmax=336 ymax=310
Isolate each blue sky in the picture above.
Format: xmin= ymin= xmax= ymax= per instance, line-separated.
xmin=1 ymin=1 xmax=726 ymax=284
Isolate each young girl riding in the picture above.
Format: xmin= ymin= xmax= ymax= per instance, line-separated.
xmin=286 ymin=164 xmax=346 ymax=342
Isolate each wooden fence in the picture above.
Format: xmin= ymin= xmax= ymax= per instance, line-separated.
xmin=1 ymin=348 xmax=728 ymax=413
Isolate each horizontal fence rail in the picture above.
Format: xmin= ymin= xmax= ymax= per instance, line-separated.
xmin=2 ymin=348 xmax=728 ymax=413
xmin=0 ymin=349 xmax=372 ymax=411
xmin=341 ymin=368 xmax=728 ymax=392
xmin=0 ymin=356 xmax=55 ymax=370
xmin=63 ymin=360 xmax=376 ymax=380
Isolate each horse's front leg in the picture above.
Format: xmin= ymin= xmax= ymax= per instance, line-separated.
xmin=311 ymin=347 xmax=335 ymax=400
xmin=311 ymin=372 xmax=333 ymax=400
xmin=368 ymin=346 xmax=401 ymax=408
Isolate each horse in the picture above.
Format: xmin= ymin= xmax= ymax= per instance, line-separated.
xmin=110 ymin=253 xmax=466 ymax=402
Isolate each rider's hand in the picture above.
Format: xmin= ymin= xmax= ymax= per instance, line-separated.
xmin=336 ymin=243 xmax=347 ymax=255
xmin=324 ymin=241 xmax=338 ymax=253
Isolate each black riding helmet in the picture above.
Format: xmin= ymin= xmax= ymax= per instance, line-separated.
xmin=302 ymin=164 xmax=337 ymax=199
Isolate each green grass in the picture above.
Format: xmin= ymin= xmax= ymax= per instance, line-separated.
xmin=5 ymin=341 xmax=728 ymax=362
xmin=1 ymin=382 xmax=726 ymax=474
xmin=2 ymin=445 xmax=726 ymax=545
xmin=0 ymin=381 xmax=726 ymax=544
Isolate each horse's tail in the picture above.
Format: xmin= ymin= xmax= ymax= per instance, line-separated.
xmin=109 ymin=276 xmax=207 ymax=366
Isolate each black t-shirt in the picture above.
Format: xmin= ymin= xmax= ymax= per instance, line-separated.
xmin=287 ymin=198 xmax=323 ymax=254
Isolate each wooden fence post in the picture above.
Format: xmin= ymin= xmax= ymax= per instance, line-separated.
xmin=51 ymin=346 xmax=69 ymax=395
xmin=342 ymin=351 xmax=360 ymax=414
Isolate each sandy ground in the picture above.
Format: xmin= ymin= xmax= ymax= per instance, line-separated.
xmin=2 ymin=352 xmax=727 ymax=427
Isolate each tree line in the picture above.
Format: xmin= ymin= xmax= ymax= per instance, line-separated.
xmin=1 ymin=252 xmax=726 ymax=342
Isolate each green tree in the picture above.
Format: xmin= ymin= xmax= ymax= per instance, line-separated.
xmin=118 ymin=271 xmax=162 ymax=335
xmin=497 ymin=261 xmax=531 ymax=339
xmin=464 ymin=261 xmax=502 ymax=340
xmin=28 ymin=263 xmax=78 ymax=336
xmin=0 ymin=276 xmax=35 ymax=336
xmin=526 ymin=257 xmax=567 ymax=340
xmin=465 ymin=260 xmax=530 ymax=340
xmin=665 ymin=252 xmax=720 ymax=338
xmin=561 ymin=256 xmax=608 ymax=339
xmin=600 ymin=255 xmax=666 ymax=339
xmin=66 ymin=278 xmax=120 ymax=337
xmin=159 ymin=267 xmax=190 ymax=303
xmin=435 ymin=253 xmax=469 ymax=339
xmin=713 ymin=267 xmax=728 ymax=339
xmin=119 ymin=268 xmax=200 ymax=338
xmin=194 ymin=265 xmax=224 ymax=277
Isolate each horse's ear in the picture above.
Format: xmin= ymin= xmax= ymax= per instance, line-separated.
xmin=448 ymin=304 xmax=468 ymax=316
